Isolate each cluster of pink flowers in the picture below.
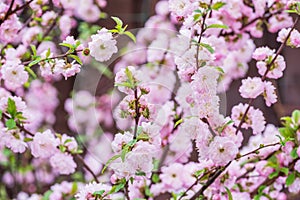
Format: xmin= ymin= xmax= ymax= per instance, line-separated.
xmin=1 ymin=0 xmax=300 ymax=199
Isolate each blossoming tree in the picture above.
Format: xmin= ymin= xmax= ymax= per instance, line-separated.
xmin=1 ymin=0 xmax=300 ymax=199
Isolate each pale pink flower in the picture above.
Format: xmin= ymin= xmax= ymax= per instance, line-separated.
xmin=268 ymin=14 xmax=293 ymax=33
xmin=50 ymin=152 xmax=76 ymax=175
xmin=239 ymin=77 xmax=264 ymax=99
xmin=75 ymin=182 xmax=112 ymax=200
xmin=54 ymin=60 xmax=81 ymax=80
xmin=208 ymin=136 xmax=238 ymax=166
xmin=75 ymin=0 xmax=101 ymax=22
xmin=59 ymin=15 xmax=73 ymax=39
xmin=263 ymin=81 xmax=277 ymax=107
xmin=160 ymin=163 xmax=184 ymax=190
xmin=256 ymin=55 xmax=286 ymax=79
xmin=30 ymin=129 xmax=58 ymax=158
xmin=41 ymin=11 xmax=57 ymax=26
xmin=288 ymin=178 xmax=300 ymax=193
xmin=0 ymin=14 xmax=22 ymax=43
xmin=21 ymin=26 xmax=42 ymax=47
xmin=252 ymin=47 xmax=274 ymax=61
xmin=295 ymin=160 xmax=300 ymax=173
xmin=88 ymin=28 xmax=118 ymax=62
xmin=1 ymin=63 xmax=29 ymax=91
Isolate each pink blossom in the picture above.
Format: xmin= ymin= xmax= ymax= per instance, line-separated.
xmin=239 ymin=77 xmax=264 ymax=99
xmin=295 ymin=160 xmax=300 ymax=173
xmin=50 ymin=152 xmax=76 ymax=175
xmin=0 ymin=14 xmax=22 ymax=43
xmin=75 ymin=182 xmax=112 ymax=200
xmin=288 ymin=178 xmax=300 ymax=193
xmin=268 ymin=14 xmax=293 ymax=33
xmin=208 ymin=136 xmax=238 ymax=166
xmin=30 ymin=129 xmax=58 ymax=158
xmin=1 ymin=62 xmax=29 ymax=91
xmin=256 ymin=55 xmax=286 ymax=79
xmin=252 ymin=47 xmax=274 ymax=61
xmin=88 ymin=28 xmax=118 ymax=62
xmin=41 ymin=11 xmax=57 ymax=26
xmin=160 ymin=163 xmax=185 ymax=190
xmin=263 ymin=81 xmax=277 ymax=107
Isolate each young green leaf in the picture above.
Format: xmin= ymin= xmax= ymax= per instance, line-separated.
xmin=286 ymin=172 xmax=295 ymax=186
xmin=6 ymin=119 xmax=16 ymax=130
xmin=68 ymin=54 xmax=83 ymax=65
xmin=124 ymin=31 xmax=136 ymax=43
xmin=206 ymin=24 xmax=228 ymax=29
xmin=225 ymin=187 xmax=233 ymax=200
xmin=28 ymin=57 xmax=42 ymax=67
xmin=211 ymin=2 xmax=226 ymax=10
xmin=200 ymin=43 xmax=215 ymax=54
xmin=102 ymin=154 xmax=121 ymax=174
xmin=25 ymin=66 xmax=37 ymax=79
xmin=111 ymin=16 xmax=123 ymax=29
xmin=7 ymin=98 xmax=17 ymax=118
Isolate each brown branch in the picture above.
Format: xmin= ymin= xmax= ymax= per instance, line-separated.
xmin=236 ymin=142 xmax=280 ymax=160
xmin=75 ymin=154 xmax=99 ymax=183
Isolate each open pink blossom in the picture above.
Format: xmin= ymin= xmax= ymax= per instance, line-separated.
xmin=88 ymin=28 xmax=118 ymax=62
xmin=30 ymin=129 xmax=58 ymax=158
xmin=208 ymin=136 xmax=238 ymax=166
xmin=239 ymin=77 xmax=264 ymax=99
xmin=50 ymin=152 xmax=76 ymax=175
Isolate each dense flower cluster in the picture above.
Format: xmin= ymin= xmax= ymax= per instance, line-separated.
xmin=0 ymin=0 xmax=300 ymax=199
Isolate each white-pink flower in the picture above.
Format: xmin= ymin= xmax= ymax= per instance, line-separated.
xmin=30 ymin=129 xmax=58 ymax=158
xmin=256 ymin=55 xmax=286 ymax=79
xmin=252 ymin=47 xmax=274 ymax=61
xmin=208 ymin=136 xmax=238 ymax=166
xmin=239 ymin=77 xmax=264 ymax=99
xmin=1 ymin=62 xmax=29 ymax=91
xmin=263 ymin=81 xmax=277 ymax=107
xmin=50 ymin=152 xmax=76 ymax=175
xmin=88 ymin=28 xmax=118 ymax=62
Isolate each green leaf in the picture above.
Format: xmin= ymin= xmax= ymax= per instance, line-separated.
xmin=124 ymin=31 xmax=136 ymax=43
xmin=268 ymin=171 xmax=279 ymax=179
xmin=28 ymin=56 xmax=42 ymax=67
xmin=42 ymin=190 xmax=53 ymax=200
xmin=194 ymin=169 xmax=206 ymax=178
xmin=278 ymin=127 xmax=294 ymax=139
xmin=109 ymin=180 xmax=126 ymax=194
xmin=225 ymin=187 xmax=233 ymax=200
xmin=6 ymin=119 xmax=16 ymax=130
xmin=25 ymin=66 xmax=37 ymax=79
xmin=211 ymin=2 xmax=226 ymax=10
xmin=215 ymin=66 xmax=225 ymax=74
xmin=102 ymin=154 xmax=121 ymax=174
xmin=111 ymin=16 xmax=123 ymax=30
xmin=280 ymin=167 xmax=289 ymax=176
xmin=290 ymin=148 xmax=298 ymax=159
xmin=285 ymin=9 xmax=298 ymax=14
xmin=30 ymin=45 xmax=37 ymax=57
xmin=59 ymin=42 xmax=74 ymax=49
xmin=135 ymin=171 xmax=146 ymax=176
xmin=292 ymin=110 xmax=300 ymax=124
xmin=137 ymin=133 xmax=149 ymax=141
xmin=7 ymin=98 xmax=17 ymax=118
xmin=258 ymin=185 xmax=267 ymax=194
xmin=200 ymin=43 xmax=214 ymax=54
xmin=152 ymin=173 xmax=160 ymax=183
xmin=68 ymin=54 xmax=83 ymax=65
xmin=93 ymin=190 xmax=105 ymax=197
xmin=46 ymin=48 xmax=51 ymax=58
xmin=0 ymin=110 xmax=2 ymax=120
xmin=174 ymin=118 xmax=183 ymax=128
xmin=206 ymin=24 xmax=228 ymax=29
xmin=286 ymin=172 xmax=295 ymax=186
xmin=24 ymin=137 xmax=33 ymax=142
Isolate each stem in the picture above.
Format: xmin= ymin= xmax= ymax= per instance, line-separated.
xmin=75 ymin=154 xmax=100 ymax=183
xmin=2 ymin=113 xmax=34 ymax=136
xmin=2 ymin=0 xmax=15 ymax=22
xmin=236 ymin=142 xmax=280 ymax=159
xmin=22 ymin=49 xmax=83 ymax=66
xmin=133 ymin=89 xmax=140 ymax=139
xmin=190 ymin=162 xmax=231 ymax=200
